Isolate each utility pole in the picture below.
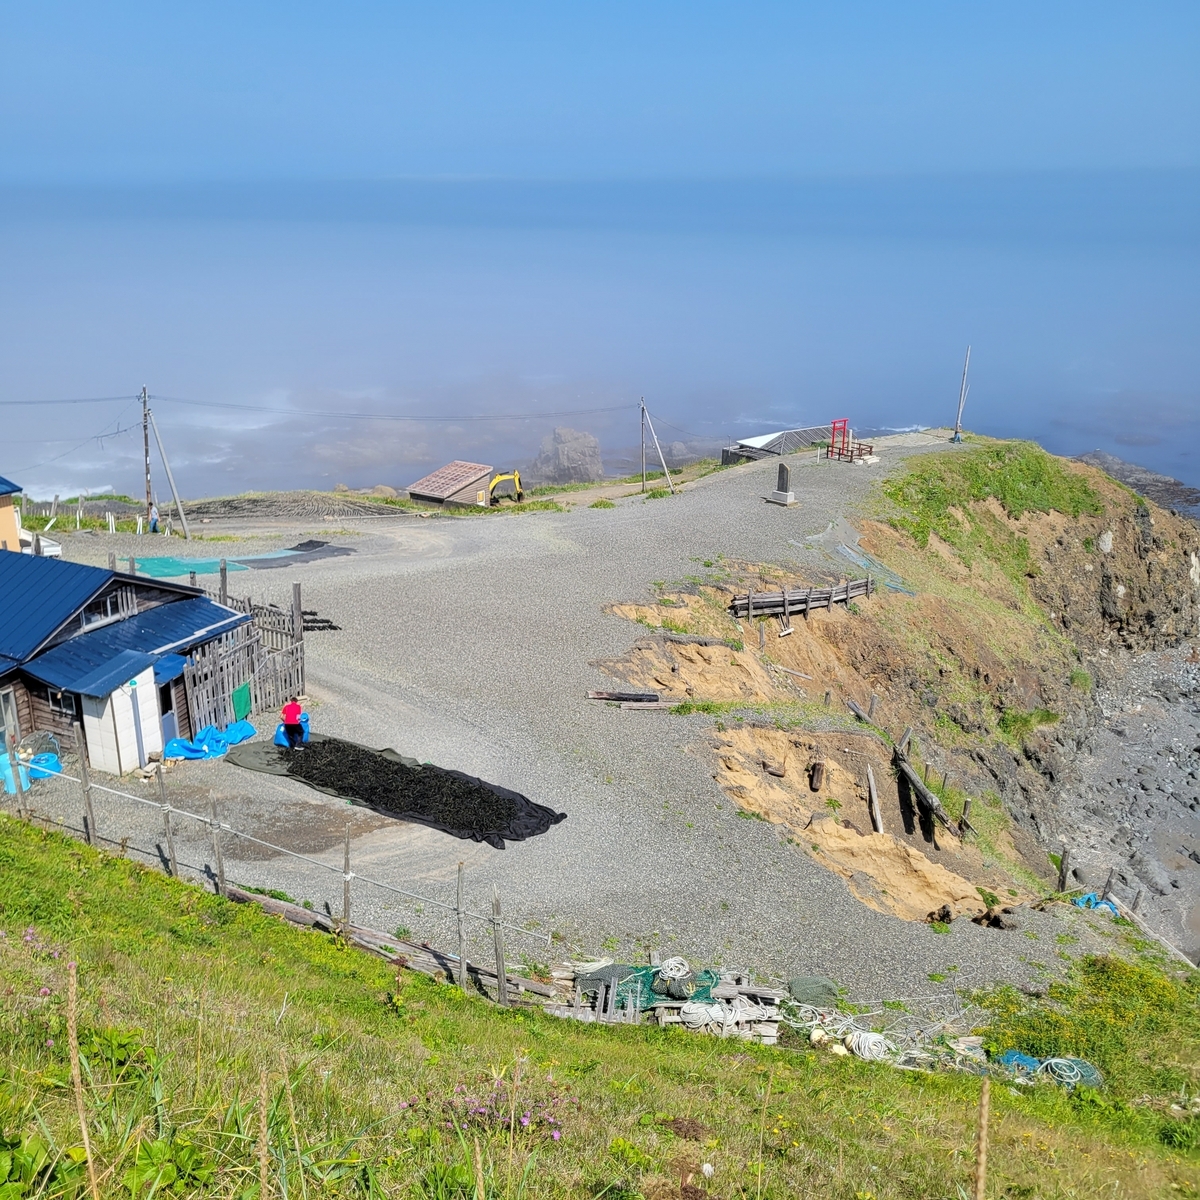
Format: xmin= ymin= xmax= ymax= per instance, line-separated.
xmin=640 ymin=399 xmax=646 ymax=494
xmin=141 ymin=386 xmax=152 ymax=519
xmin=951 ymin=347 xmax=971 ymax=443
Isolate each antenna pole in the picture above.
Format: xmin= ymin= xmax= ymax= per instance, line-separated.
xmin=952 ymin=346 xmax=971 ymax=443
xmin=141 ymin=386 xmax=152 ymax=518
xmin=148 ymin=406 xmax=191 ymax=541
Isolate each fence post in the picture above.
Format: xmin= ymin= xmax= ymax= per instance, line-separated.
xmin=1056 ymin=846 xmax=1072 ymax=893
xmin=189 ymin=571 xmax=197 ymax=588
xmin=456 ymin=862 xmax=468 ymax=991
xmin=491 ymin=885 xmax=509 ymax=1007
xmin=219 ymin=560 xmax=228 ymax=605
xmin=5 ymin=729 xmax=26 ymax=817
xmin=157 ymin=764 xmax=178 ymax=877
xmin=73 ymin=723 xmax=96 ymax=845
xmin=209 ymin=795 xmax=226 ymax=896
xmin=108 ymin=552 xmax=116 ymax=571
xmin=292 ymin=582 xmax=304 ymax=646
xmin=343 ymin=822 xmax=352 ymax=926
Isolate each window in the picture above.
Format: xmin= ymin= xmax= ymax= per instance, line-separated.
xmin=80 ymin=586 xmax=137 ymax=630
xmin=48 ymin=690 xmax=79 ymax=723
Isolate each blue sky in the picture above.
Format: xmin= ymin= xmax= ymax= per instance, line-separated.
xmin=1 ymin=3 xmax=1198 ymax=497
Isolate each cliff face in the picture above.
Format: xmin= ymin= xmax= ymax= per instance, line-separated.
xmin=598 ymin=442 xmax=1200 ymax=942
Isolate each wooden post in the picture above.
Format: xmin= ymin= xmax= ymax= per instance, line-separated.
xmin=157 ymin=764 xmax=178 ymax=876
xmin=897 ymin=727 xmax=912 ymax=754
xmin=973 ymin=1076 xmax=990 ymax=1200
xmin=941 ymin=770 xmax=950 ymax=792
xmin=1100 ymin=866 xmax=1116 ymax=902
xmin=74 ymin=724 xmax=96 ymax=845
xmin=189 ymin=571 xmax=197 ymax=588
xmin=867 ymin=694 xmax=878 ymax=721
xmin=343 ymin=822 xmax=352 ymax=926
xmin=108 ymin=551 xmax=116 ymax=571
xmin=866 ymin=764 xmax=883 ymax=833
xmin=219 ymin=559 xmax=228 ymax=605
xmin=128 ymin=555 xmax=136 ymax=576
xmin=960 ymin=795 xmax=973 ymax=832
xmin=492 ymin=885 xmax=509 ymax=1007
xmin=1132 ymin=887 xmax=1144 ymax=913
xmin=209 ymin=795 xmax=226 ymax=897
xmin=456 ymin=862 xmax=468 ymax=992
xmin=923 ymin=762 xmax=930 ymax=784
xmin=5 ymin=729 xmax=25 ymax=816
xmin=1056 ymin=846 xmax=1072 ymax=893
xmin=823 ymin=690 xmax=831 ymax=708
xmin=292 ymin=582 xmax=304 ymax=645
xmin=759 ymin=621 xmax=765 ymax=650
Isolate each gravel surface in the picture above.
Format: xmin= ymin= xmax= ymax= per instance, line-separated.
xmin=12 ymin=435 xmax=1137 ymax=998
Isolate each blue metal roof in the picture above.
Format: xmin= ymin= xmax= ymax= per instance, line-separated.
xmin=153 ymin=653 xmax=189 ymax=685
xmin=0 ymin=475 xmax=20 ymax=497
xmin=22 ymin=596 xmax=250 ymax=697
xmin=67 ymin=650 xmax=159 ymax=698
xmin=0 ymin=553 xmax=112 ymax=664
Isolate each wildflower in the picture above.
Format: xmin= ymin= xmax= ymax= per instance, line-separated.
xmin=551 ymin=1130 xmax=560 ymax=1141
xmin=38 ymin=987 xmax=51 ymax=996
xmin=45 ymin=1038 xmax=54 ymax=1047
xmin=702 ymin=1164 xmax=715 ymax=1179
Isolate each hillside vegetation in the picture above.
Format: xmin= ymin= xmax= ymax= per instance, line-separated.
xmin=2 ymin=816 xmax=1197 ymax=1198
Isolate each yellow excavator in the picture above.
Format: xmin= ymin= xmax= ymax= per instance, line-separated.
xmin=488 ymin=470 xmax=525 ymax=505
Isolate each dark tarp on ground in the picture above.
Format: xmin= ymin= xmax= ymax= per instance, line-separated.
xmin=226 ymin=734 xmax=566 ymax=849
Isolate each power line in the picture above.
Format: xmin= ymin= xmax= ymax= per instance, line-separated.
xmin=149 ymin=394 xmax=638 ymax=422
xmin=0 ymin=395 xmax=137 ymax=406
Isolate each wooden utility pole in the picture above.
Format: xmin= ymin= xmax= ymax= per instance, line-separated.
xmin=492 ymin=885 xmax=509 ymax=1007
xmin=157 ymin=764 xmax=178 ymax=876
xmin=456 ymin=862 xmax=468 ymax=992
xmin=952 ymin=347 xmax=971 ymax=443
xmin=147 ymin=405 xmax=191 ymax=540
xmin=640 ymin=400 xmax=646 ymax=493
xmin=141 ymin=386 xmax=152 ymax=521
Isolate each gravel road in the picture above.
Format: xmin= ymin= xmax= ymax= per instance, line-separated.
xmin=17 ymin=436 xmax=1132 ymax=999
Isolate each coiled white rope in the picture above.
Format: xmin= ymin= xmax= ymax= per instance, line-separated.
xmin=680 ymin=995 xmax=770 ymax=1035
xmin=1038 ymin=1058 xmax=1083 ymax=1086
xmin=846 ymin=1030 xmax=897 ymax=1062
xmin=656 ymin=956 xmax=692 ymax=980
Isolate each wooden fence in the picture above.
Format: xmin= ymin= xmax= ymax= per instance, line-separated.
xmin=183 ymin=590 xmax=305 ymax=730
xmin=728 ymin=575 xmax=874 ymax=621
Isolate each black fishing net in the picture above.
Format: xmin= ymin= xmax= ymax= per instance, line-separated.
xmin=227 ymin=735 xmax=565 ymax=849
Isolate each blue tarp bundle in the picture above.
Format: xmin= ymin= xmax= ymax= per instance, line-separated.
xmin=1072 ymin=892 xmax=1120 ymax=917
xmin=164 ymin=720 xmax=257 ymax=761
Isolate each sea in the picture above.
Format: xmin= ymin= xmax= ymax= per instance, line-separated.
xmin=1 ymin=171 xmax=1197 ymax=499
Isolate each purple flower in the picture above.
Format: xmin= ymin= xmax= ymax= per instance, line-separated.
xmin=51 ymin=950 xmax=60 ymax=959
xmin=45 ymin=1038 xmax=54 ymax=1047
xmin=520 ymin=1116 xmax=530 ymax=1127
xmin=38 ymin=987 xmax=51 ymax=997
xmin=551 ymin=1130 xmax=561 ymax=1141
xmin=398 ymin=1102 xmax=409 ymax=1110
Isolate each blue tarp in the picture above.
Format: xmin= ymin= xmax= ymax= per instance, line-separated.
xmin=163 ymin=720 xmax=257 ymax=761
xmin=1071 ymin=892 xmax=1120 ymax=917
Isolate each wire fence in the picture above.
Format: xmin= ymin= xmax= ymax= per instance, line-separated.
xmin=5 ymin=756 xmax=550 ymax=946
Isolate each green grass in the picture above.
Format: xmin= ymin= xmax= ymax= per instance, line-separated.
xmin=1 ymin=817 xmax=1197 ymax=1198
xmin=589 ymin=499 xmax=615 ymax=510
xmin=997 ymin=706 xmax=1060 ymax=743
xmin=880 ymin=440 xmax=1104 ymax=585
xmin=644 ymin=488 xmax=672 ymax=500
xmin=1070 ymin=669 xmax=1093 ymax=691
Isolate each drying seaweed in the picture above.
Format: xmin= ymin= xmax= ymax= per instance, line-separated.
xmin=284 ymin=739 xmax=519 ymax=832
xmin=224 ymin=734 xmax=568 ymax=848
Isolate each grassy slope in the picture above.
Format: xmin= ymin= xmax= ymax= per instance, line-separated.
xmin=2 ymin=817 xmax=1197 ymax=1198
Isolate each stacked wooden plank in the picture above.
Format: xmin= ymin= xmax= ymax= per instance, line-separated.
xmin=728 ymin=575 xmax=873 ymax=621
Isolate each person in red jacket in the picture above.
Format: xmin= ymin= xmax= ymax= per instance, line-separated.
xmin=281 ymin=697 xmax=305 ymax=750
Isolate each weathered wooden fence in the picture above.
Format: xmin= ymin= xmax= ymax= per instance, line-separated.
xmin=728 ymin=575 xmax=874 ymax=620
xmin=184 ymin=585 xmax=306 ymax=729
